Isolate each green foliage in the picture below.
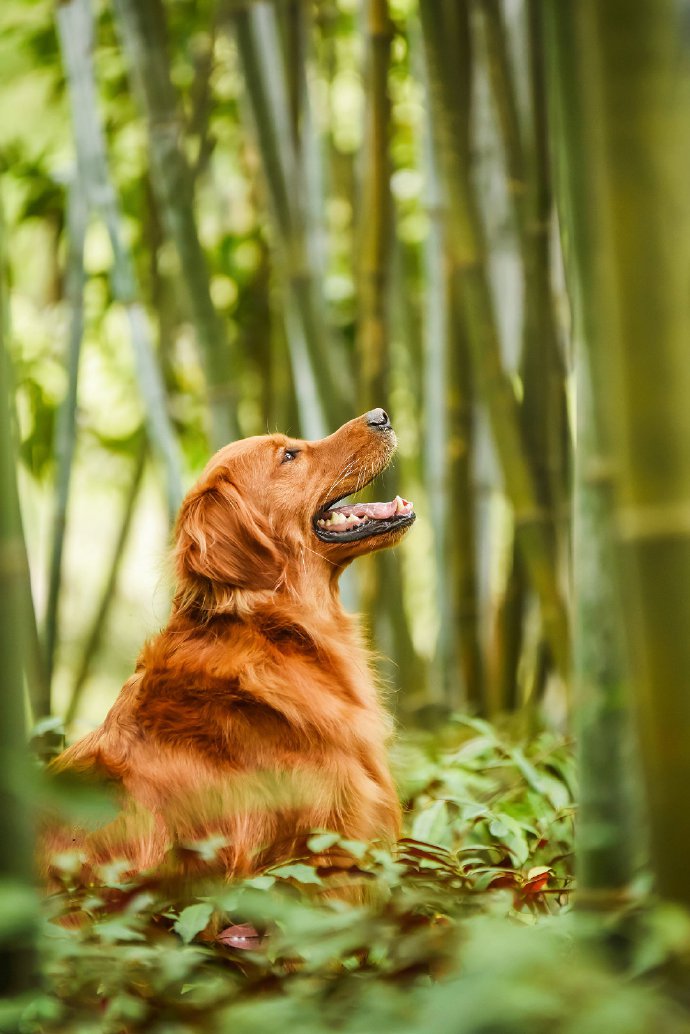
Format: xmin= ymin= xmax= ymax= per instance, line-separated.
xmin=397 ymin=716 xmax=575 ymax=900
xmin=9 ymin=721 xmax=686 ymax=1033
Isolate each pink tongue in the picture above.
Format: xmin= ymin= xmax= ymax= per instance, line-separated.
xmin=331 ymin=500 xmax=398 ymax=519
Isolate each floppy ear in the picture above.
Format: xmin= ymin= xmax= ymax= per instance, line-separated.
xmin=175 ymin=478 xmax=283 ymax=594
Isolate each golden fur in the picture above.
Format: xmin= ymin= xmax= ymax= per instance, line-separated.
xmin=44 ymin=413 xmax=411 ymax=887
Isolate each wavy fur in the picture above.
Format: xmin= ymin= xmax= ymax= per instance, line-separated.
xmin=43 ymin=414 xmax=408 ymax=889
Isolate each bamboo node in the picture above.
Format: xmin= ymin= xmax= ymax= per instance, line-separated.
xmin=513 ymin=507 xmax=550 ymax=529
xmin=616 ymin=502 xmax=690 ymax=542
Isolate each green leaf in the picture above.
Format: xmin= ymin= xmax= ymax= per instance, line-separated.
xmin=243 ymin=875 xmax=276 ymax=890
xmin=487 ymin=815 xmax=530 ymax=866
xmin=337 ymin=838 xmax=368 ymax=860
xmin=96 ymin=918 xmax=147 ymax=943
xmin=173 ymin=902 xmax=214 ymax=944
xmin=411 ymin=799 xmax=452 ymax=848
xmin=104 ymin=994 xmax=148 ymax=1023
xmin=269 ymin=863 xmax=322 ymax=885
xmin=307 ymin=832 xmax=341 ymax=853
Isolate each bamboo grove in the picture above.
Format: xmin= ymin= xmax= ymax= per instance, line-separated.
xmin=3 ymin=0 xmax=690 ymax=946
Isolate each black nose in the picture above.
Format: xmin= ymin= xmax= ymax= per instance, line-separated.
xmin=365 ymin=408 xmax=391 ymax=430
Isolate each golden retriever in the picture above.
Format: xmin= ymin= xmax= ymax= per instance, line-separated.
xmin=45 ymin=409 xmax=415 ymax=890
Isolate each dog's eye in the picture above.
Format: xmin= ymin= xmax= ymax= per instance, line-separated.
xmin=281 ymin=448 xmax=300 ymax=464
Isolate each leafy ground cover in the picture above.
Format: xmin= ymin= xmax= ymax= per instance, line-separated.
xmin=9 ymin=718 xmax=690 ymax=1034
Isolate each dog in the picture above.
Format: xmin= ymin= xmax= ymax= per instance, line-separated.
xmin=44 ymin=409 xmax=415 ymax=891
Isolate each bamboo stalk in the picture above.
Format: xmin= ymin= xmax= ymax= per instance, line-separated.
xmin=418 ymin=0 xmax=570 ymax=684
xmin=447 ymin=278 xmax=484 ymax=711
xmin=421 ymin=111 xmax=455 ymax=705
xmin=112 ymin=0 xmax=240 ymax=449
xmin=0 ymin=181 xmax=49 ymax=724
xmin=419 ymin=26 xmax=483 ymax=709
xmin=56 ymin=0 xmax=184 ymax=522
xmin=356 ymin=0 xmax=393 ymax=411
xmin=65 ymin=440 xmax=147 ymax=729
xmin=479 ymin=0 xmax=569 ymax=710
xmin=188 ymin=21 xmax=217 ymax=181
xmin=0 ymin=198 xmax=37 ymax=998
xmin=43 ymin=175 xmax=87 ymax=687
xmin=355 ymin=0 xmax=394 ymax=669
xmin=280 ymin=0 xmax=307 ymax=151
xmin=548 ymin=0 xmax=690 ymax=909
xmin=547 ymin=0 xmax=640 ymax=890
xmin=490 ymin=548 xmax=526 ymax=713
xmin=478 ymin=0 xmax=529 ymax=712
xmin=224 ymin=0 xmax=351 ymax=437
xmin=479 ymin=0 xmax=526 ymax=223
xmin=573 ymin=344 xmax=639 ymax=900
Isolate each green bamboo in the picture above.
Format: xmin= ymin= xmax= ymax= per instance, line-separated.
xmin=224 ymin=0 xmax=351 ymax=438
xmin=56 ymin=0 xmax=184 ymax=522
xmin=490 ymin=548 xmax=526 ymax=713
xmin=418 ymin=0 xmax=570 ymax=685
xmin=479 ymin=0 xmax=526 ymax=221
xmin=112 ymin=0 xmax=240 ymax=449
xmin=0 ymin=181 xmax=49 ymax=725
xmin=447 ymin=281 xmax=484 ymax=711
xmin=0 ymin=202 xmax=37 ymax=1001
xmin=279 ymin=0 xmax=307 ymax=151
xmin=480 ymin=0 xmax=569 ymax=711
xmin=420 ymin=29 xmax=483 ymax=709
xmin=43 ymin=175 xmax=87 ymax=687
xmin=478 ymin=0 xmax=529 ymax=712
xmin=573 ymin=346 xmax=639 ymax=901
xmin=65 ymin=441 xmax=147 ymax=729
xmin=522 ymin=0 xmax=569 ymax=538
xmin=421 ymin=111 xmax=454 ymax=705
xmin=355 ymin=0 xmax=394 ymax=669
xmin=549 ymin=0 xmax=690 ymax=909
xmin=188 ymin=22 xmax=217 ymax=181
xmin=356 ymin=0 xmax=393 ymax=411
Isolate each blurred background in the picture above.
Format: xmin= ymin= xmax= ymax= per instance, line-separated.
xmin=1 ymin=0 xmax=572 ymax=739
xmin=6 ymin=0 xmax=690 ymax=1024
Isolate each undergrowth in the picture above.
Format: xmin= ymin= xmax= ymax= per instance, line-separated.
xmin=7 ymin=717 xmax=690 ymax=1034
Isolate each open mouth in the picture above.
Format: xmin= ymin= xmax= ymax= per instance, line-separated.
xmin=314 ymin=494 xmax=416 ymax=543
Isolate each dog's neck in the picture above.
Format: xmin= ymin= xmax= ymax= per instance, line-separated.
xmin=173 ymin=552 xmax=350 ymax=624
xmin=164 ymin=584 xmax=377 ymax=704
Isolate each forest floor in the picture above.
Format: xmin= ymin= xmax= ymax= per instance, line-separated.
xmin=12 ymin=718 xmax=690 ymax=1034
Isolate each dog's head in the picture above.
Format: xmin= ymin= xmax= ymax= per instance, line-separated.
xmin=174 ymin=410 xmax=415 ymax=609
